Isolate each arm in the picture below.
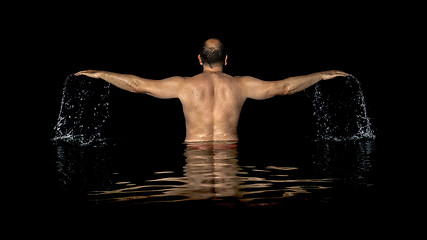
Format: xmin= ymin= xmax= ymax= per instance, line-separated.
xmin=240 ymin=70 xmax=348 ymax=100
xmin=75 ymin=70 xmax=184 ymax=99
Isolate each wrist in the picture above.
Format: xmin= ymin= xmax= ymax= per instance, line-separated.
xmin=319 ymin=72 xmax=328 ymax=81
xmin=98 ymin=70 xmax=109 ymax=79
xmin=309 ymin=72 xmax=326 ymax=81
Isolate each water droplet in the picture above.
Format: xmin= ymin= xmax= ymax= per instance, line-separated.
xmin=53 ymin=74 xmax=111 ymax=146
xmin=309 ymin=74 xmax=375 ymax=141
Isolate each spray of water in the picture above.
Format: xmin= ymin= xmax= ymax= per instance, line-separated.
xmin=53 ymin=74 xmax=111 ymax=146
xmin=310 ymin=74 xmax=375 ymax=141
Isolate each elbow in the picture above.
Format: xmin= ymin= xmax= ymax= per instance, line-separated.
xmin=282 ymin=83 xmax=295 ymax=95
xmin=130 ymin=82 xmax=147 ymax=94
xmin=127 ymin=84 xmax=139 ymax=93
xmin=126 ymin=75 xmax=146 ymax=93
xmin=131 ymin=84 xmax=143 ymax=93
xmin=133 ymin=86 xmax=148 ymax=94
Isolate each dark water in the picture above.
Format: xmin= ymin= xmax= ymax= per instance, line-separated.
xmin=50 ymin=74 xmax=378 ymax=212
xmin=52 ymin=138 xmax=376 ymax=210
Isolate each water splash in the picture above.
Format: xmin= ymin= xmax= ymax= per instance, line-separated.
xmin=309 ymin=74 xmax=375 ymax=141
xmin=53 ymin=74 xmax=111 ymax=146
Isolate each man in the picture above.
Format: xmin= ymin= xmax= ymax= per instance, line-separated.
xmin=75 ymin=38 xmax=348 ymax=143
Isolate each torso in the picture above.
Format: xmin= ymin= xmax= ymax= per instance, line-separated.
xmin=178 ymin=72 xmax=246 ymax=143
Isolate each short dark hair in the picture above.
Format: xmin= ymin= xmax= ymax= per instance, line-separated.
xmin=199 ymin=40 xmax=226 ymax=67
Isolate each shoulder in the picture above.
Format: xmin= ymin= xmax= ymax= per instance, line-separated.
xmin=159 ymin=76 xmax=187 ymax=86
xmin=235 ymin=76 xmax=265 ymax=86
xmin=235 ymin=75 xmax=262 ymax=81
xmin=162 ymin=76 xmax=186 ymax=81
xmin=183 ymin=74 xmax=204 ymax=82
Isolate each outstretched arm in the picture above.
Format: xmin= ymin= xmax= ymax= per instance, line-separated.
xmin=75 ymin=70 xmax=184 ymax=99
xmin=240 ymin=70 xmax=348 ymax=100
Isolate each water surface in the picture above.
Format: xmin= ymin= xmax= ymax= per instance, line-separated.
xmin=52 ymin=138 xmax=376 ymax=209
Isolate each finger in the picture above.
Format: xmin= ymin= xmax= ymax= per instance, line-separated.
xmin=336 ymin=71 xmax=349 ymax=76
xmin=75 ymin=70 xmax=89 ymax=76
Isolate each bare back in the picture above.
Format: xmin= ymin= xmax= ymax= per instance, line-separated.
xmin=179 ymin=72 xmax=246 ymax=143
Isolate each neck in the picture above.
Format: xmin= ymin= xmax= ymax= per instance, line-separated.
xmin=203 ymin=65 xmax=223 ymax=73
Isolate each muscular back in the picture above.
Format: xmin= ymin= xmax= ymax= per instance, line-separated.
xmin=179 ymin=72 xmax=246 ymax=143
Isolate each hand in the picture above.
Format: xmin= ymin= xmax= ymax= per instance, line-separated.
xmin=321 ymin=70 xmax=349 ymax=80
xmin=75 ymin=70 xmax=103 ymax=79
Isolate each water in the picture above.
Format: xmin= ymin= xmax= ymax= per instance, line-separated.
xmin=53 ymin=139 xmax=376 ymax=209
xmin=50 ymin=73 xmax=377 ymax=210
xmin=87 ymin=143 xmax=337 ymax=207
xmin=53 ymin=74 xmax=111 ymax=146
xmin=309 ymin=74 xmax=375 ymax=141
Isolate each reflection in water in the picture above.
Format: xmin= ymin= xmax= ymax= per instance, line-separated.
xmin=181 ymin=143 xmax=241 ymax=200
xmin=312 ymin=139 xmax=375 ymax=189
xmin=53 ymin=140 xmax=114 ymax=195
xmin=52 ymin=139 xmax=376 ymax=207
xmin=86 ymin=143 xmax=244 ymax=204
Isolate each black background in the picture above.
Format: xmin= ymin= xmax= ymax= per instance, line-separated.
xmin=30 ymin=4 xmax=403 ymax=144
xmin=15 ymin=3 xmax=419 ymax=219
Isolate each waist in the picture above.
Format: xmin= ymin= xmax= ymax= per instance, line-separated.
xmin=185 ymin=129 xmax=238 ymax=143
xmin=184 ymin=139 xmax=238 ymax=150
xmin=185 ymin=139 xmax=238 ymax=144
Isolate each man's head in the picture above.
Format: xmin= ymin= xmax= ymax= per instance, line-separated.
xmin=198 ymin=38 xmax=228 ymax=68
